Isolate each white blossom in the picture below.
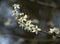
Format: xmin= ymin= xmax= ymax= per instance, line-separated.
xmin=25 ymin=24 xmax=34 ymax=30
xmin=12 ymin=10 xmax=19 ymax=16
xmin=18 ymin=17 xmax=26 ymax=22
xmin=49 ymin=27 xmax=60 ymax=34
xmin=32 ymin=26 xmax=41 ymax=34
xmin=13 ymin=4 xmax=20 ymax=9
xmin=24 ymin=20 xmax=32 ymax=30
xmin=18 ymin=22 xmax=25 ymax=28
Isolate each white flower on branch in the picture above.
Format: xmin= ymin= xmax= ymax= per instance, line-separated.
xmin=32 ymin=26 xmax=41 ymax=34
xmin=25 ymin=24 xmax=34 ymax=30
xmin=12 ymin=10 xmax=19 ymax=16
xmin=13 ymin=4 xmax=20 ymax=9
xmin=18 ymin=22 xmax=25 ymax=28
xmin=24 ymin=20 xmax=32 ymax=30
xmin=18 ymin=15 xmax=27 ymax=23
xmin=49 ymin=27 xmax=60 ymax=34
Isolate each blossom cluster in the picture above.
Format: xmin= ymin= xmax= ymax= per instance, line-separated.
xmin=12 ymin=4 xmax=41 ymax=34
xmin=12 ymin=4 xmax=60 ymax=35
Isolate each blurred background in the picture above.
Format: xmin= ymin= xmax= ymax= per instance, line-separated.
xmin=0 ymin=0 xmax=60 ymax=44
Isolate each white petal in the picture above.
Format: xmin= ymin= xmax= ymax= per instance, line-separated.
xmin=24 ymin=15 xmax=28 ymax=18
xmin=20 ymin=13 xmax=24 ymax=16
xmin=37 ymin=28 xmax=41 ymax=31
